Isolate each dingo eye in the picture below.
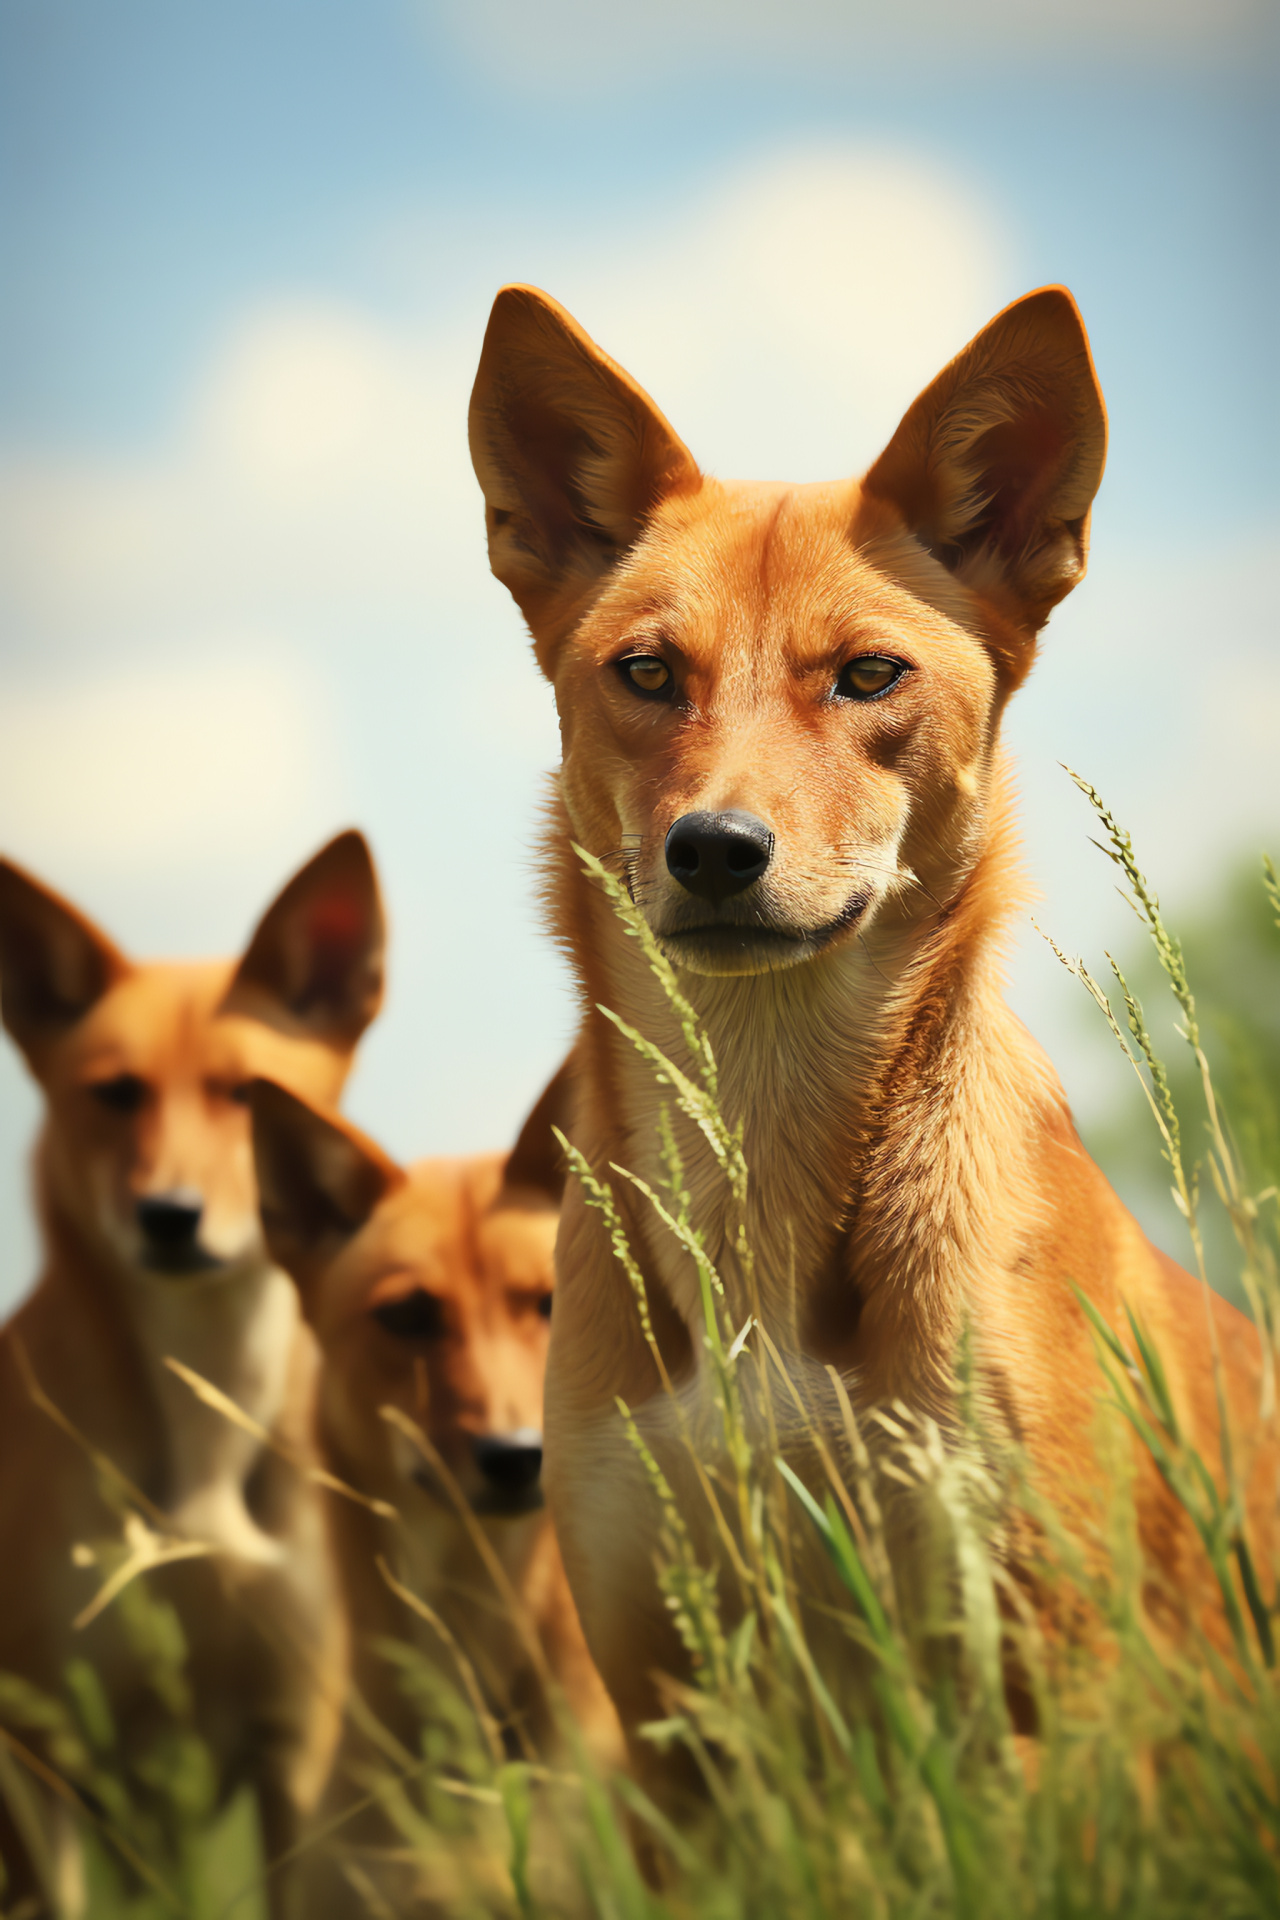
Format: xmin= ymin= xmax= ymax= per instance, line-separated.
xmin=617 ymin=654 xmax=672 ymax=698
xmin=537 ymin=1293 xmax=553 ymax=1320
xmin=371 ymin=1290 xmax=446 ymax=1340
xmin=836 ymin=655 xmax=905 ymax=701
xmin=89 ymin=1074 xmax=148 ymax=1114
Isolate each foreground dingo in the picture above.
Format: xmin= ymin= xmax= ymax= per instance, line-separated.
xmin=468 ymin=284 xmax=1272 ymax=1766
xmin=248 ymin=1064 xmax=619 ymax=1903
xmin=0 ymin=834 xmax=383 ymax=1914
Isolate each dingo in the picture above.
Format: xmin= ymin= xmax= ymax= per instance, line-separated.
xmin=468 ymin=285 xmax=1272 ymax=1761
xmin=0 ymin=833 xmax=384 ymax=1913
xmin=248 ymin=1063 xmax=620 ymax=1899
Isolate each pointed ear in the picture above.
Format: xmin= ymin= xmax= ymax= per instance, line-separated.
xmin=861 ymin=287 xmax=1107 ymax=633
xmin=469 ymin=284 xmax=701 ymax=654
xmin=0 ymin=860 xmax=130 ymax=1063
xmin=248 ymin=1079 xmax=402 ymax=1298
xmin=222 ymin=831 xmax=385 ymax=1049
xmin=500 ymin=1051 xmax=577 ymax=1207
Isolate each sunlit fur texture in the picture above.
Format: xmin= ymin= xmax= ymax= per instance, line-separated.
xmin=470 ymin=284 xmax=1275 ymax=1770
xmin=0 ymin=835 xmax=384 ymax=1917
xmin=249 ymin=1068 xmax=621 ymax=1914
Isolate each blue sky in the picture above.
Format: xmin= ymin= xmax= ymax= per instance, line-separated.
xmin=0 ymin=0 xmax=1276 ymax=1306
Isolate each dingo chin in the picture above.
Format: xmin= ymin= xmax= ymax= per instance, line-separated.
xmin=469 ymin=282 xmax=1273 ymax=1784
xmin=247 ymin=1060 xmax=620 ymax=1896
xmin=0 ymin=832 xmax=384 ymax=1914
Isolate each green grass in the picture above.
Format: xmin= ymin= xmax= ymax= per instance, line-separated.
xmin=4 ymin=782 xmax=1278 ymax=1918
xmin=0 ymin=1572 xmax=267 ymax=1920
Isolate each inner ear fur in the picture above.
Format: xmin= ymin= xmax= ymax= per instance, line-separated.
xmin=0 ymin=859 xmax=130 ymax=1063
xmin=469 ymin=284 xmax=701 ymax=654
xmin=222 ymin=831 xmax=385 ymax=1049
xmin=248 ymin=1078 xmax=402 ymax=1295
xmin=861 ymin=286 xmax=1107 ymax=632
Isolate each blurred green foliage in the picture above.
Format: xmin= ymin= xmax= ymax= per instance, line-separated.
xmin=0 ymin=1568 xmax=265 ymax=1920
xmin=1083 ymin=855 xmax=1280 ymax=1304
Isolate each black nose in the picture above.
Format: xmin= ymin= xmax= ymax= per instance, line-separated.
xmin=136 ymin=1195 xmax=203 ymax=1253
xmin=664 ymin=810 xmax=774 ymax=904
xmin=472 ymin=1432 xmax=543 ymax=1510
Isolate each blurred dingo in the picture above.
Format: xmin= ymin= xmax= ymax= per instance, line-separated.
xmin=468 ymin=284 xmax=1273 ymax=1768
xmin=0 ymin=833 xmax=384 ymax=1915
xmin=248 ymin=1063 xmax=620 ymax=1789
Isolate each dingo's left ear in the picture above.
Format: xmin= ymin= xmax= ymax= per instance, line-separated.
xmin=862 ymin=287 xmax=1106 ymax=632
xmin=223 ymin=831 xmax=385 ymax=1048
xmin=470 ymin=285 xmax=701 ymax=655
xmin=248 ymin=1079 xmax=402 ymax=1300
xmin=0 ymin=860 xmax=130 ymax=1065
xmin=501 ymin=1051 xmax=577 ymax=1207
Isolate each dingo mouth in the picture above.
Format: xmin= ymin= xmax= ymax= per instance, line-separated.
xmin=139 ymin=1247 xmax=227 ymax=1279
xmin=656 ymin=893 xmax=871 ymax=976
xmin=473 ymin=1484 xmax=546 ymax=1518
xmin=410 ymin=1464 xmax=546 ymax=1519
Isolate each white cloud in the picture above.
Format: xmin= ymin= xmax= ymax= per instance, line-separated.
xmin=192 ymin=305 xmax=461 ymax=514
xmin=558 ymin=144 xmax=1009 ymax=478
xmin=0 ymin=649 xmax=340 ymax=876
xmin=0 ymin=142 xmax=1011 ymax=647
xmin=0 ymin=307 xmax=475 ymax=637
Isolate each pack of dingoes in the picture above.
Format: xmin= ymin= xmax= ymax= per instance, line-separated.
xmin=0 ymin=284 xmax=1270 ymax=1915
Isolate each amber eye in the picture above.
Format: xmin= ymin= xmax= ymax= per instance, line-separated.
xmin=617 ymin=654 xmax=672 ymax=698
xmin=371 ymin=1290 xmax=446 ymax=1341
xmin=89 ymin=1074 xmax=148 ymax=1114
xmin=836 ymin=655 xmax=906 ymax=701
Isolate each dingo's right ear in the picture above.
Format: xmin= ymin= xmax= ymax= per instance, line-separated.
xmin=248 ymin=1079 xmax=402 ymax=1299
xmin=0 ymin=861 xmax=130 ymax=1064
xmin=469 ymin=285 xmax=701 ymax=657
xmin=223 ymin=831 xmax=385 ymax=1050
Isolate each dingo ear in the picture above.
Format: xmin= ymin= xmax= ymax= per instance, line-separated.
xmin=501 ymin=1052 xmax=576 ymax=1207
xmin=248 ymin=1079 xmax=402 ymax=1297
xmin=0 ymin=860 xmax=130 ymax=1063
xmin=469 ymin=285 xmax=701 ymax=652
xmin=862 ymin=287 xmax=1107 ymax=632
xmin=224 ymin=831 xmax=385 ymax=1048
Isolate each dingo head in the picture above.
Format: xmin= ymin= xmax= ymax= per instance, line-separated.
xmin=469 ymin=287 xmax=1106 ymax=976
xmin=0 ymin=834 xmax=384 ymax=1283
xmin=248 ymin=1070 xmax=567 ymax=1517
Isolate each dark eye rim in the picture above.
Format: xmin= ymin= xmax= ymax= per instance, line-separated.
xmin=834 ymin=654 xmax=910 ymax=703
xmin=536 ymin=1292 xmax=553 ymax=1320
xmin=88 ymin=1073 xmax=149 ymax=1114
xmin=613 ymin=652 xmax=676 ymax=701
